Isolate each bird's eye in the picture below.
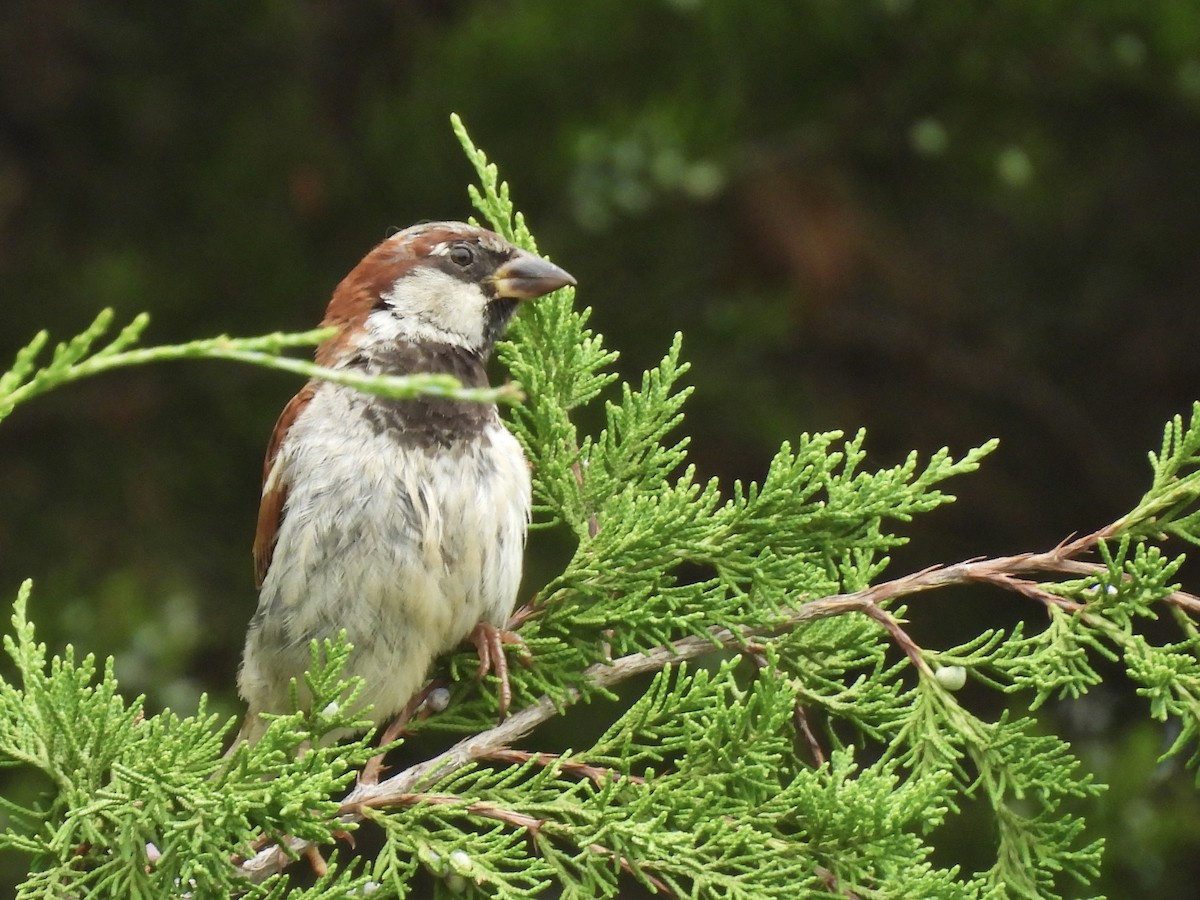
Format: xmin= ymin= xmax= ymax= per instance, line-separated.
xmin=449 ymin=243 xmax=475 ymax=267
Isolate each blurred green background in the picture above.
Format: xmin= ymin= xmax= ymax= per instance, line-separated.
xmin=3 ymin=1 xmax=1200 ymax=894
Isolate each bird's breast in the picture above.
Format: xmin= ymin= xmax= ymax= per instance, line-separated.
xmin=260 ymin=382 xmax=531 ymax=655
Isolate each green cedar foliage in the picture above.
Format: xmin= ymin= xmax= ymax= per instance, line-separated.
xmin=0 ymin=117 xmax=1199 ymax=896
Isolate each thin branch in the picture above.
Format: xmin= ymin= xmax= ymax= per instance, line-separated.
xmin=584 ymin=841 xmax=672 ymax=894
xmin=858 ymin=602 xmax=930 ymax=674
xmin=570 ymin=457 xmax=601 ymax=539
xmin=792 ymin=704 xmax=827 ymax=767
xmin=2 ymin=318 xmax=520 ymax=421
xmin=1168 ymin=590 xmax=1200 ymax=615
xmin=480 ymin=749 xmax=646 ymax=787
xmin=967 ymin=571 xmax=1085 ymax=613
xmin=356 ymin=791 xmax=546 ymax=834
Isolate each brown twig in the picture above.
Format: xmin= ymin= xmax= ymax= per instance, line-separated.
xmin=858 ymin=601 xmax=930 ymax=675
xmin=1166 ymin=588 xmax=1200 ymax=614
xmin=792 ymin=703 xmax=827 ymax=767
xmin=570 ymin=457 xmax=602 ymax=539
xmin=481 ymin=749 xmax=646 ymax=787
xmin=352 ymin=791 xmax=546 ymax=834
xmin=966 ymin=570 xmax=1085 ymax=613
xmin=586 ymin=841 xmax=673 ymax=894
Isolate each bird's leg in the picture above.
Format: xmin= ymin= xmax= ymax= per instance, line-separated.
xmin=303 ymin=845 xmax=328 ymax=877
xmin=357 ymin=686 xmax=431 ymax=787
xmin=468 ymin=622 xmax=532 ymax=720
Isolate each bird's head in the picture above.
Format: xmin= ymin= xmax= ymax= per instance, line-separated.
xmin=317 ymin=221 xmax=575 ymax=365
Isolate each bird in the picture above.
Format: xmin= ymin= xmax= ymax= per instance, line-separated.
xmin=234 ymin=221 xmax=575 ymax=748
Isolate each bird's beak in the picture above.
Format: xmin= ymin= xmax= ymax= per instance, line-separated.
xmin=490 ymin=251 xmax=576 ymax=300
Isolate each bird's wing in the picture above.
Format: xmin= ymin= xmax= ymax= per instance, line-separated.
xmin=253 ymin=383 xmax=317 ymax=589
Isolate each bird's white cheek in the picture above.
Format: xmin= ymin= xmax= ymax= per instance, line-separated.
xmin=372 ymin=268 xmax=488 ymax=349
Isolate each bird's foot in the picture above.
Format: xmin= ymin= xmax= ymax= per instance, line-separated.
xmin=468 ymin=622 xmax=531 ymax=720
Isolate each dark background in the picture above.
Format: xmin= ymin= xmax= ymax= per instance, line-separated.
xmin=3 ymin=1 xmax=1200 ymax=894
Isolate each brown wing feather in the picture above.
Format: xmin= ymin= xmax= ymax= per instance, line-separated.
xmin=253 ymin=383 xmax=317 ymax=589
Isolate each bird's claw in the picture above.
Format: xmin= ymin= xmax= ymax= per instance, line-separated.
xmin=469 ymin=622 xmax=529 ymax=719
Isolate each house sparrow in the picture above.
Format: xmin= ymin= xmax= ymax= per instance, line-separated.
xmin=235 ymin=221 xmax=575 ymax=746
